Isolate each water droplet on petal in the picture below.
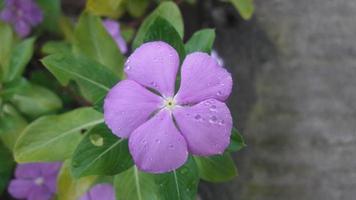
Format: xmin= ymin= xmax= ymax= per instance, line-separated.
xmin=217 ymin=91 xmax=223 ymax=96
xmin=194 ymin=114 xmax=201 ymax=120
xmin=209 ymin=116 xmax=218 ymax=123
xmin=209 ymin=104 xmax=217 ymax=111
xmin=169 ymin=144 xmax=174 ymax=149
xmin=155 ymin=139 xmax=161 ymax=144
xmin=218 ymin=120 xmax=225 ymax=126
xmin=142 ymin=139 xmax=147 ymax=144
xmin=90 ymin=134 xmax=104 ymax=146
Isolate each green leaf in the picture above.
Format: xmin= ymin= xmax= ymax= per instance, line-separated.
xmin=114 ymin=166 xmax=160 ymax=200
xmin=155 ymin=157 xmax=200 ymax=200
xmin=133 ymin=2 xmax=184 ymax=49
xmin=86 ymin=0 xmax=126 ymax=18
xmin=0 ymin=104 xmax=27 ymax=151
xmin=36 ymin=0 xmax=61 ymax=33
xmin=71 ymin=124 xmax=133 ymax=178
xmin=9 ymin=80 xmax=62 ymax=119
xmin=144 ymin=17 xmax=186 ymax=60
xmin=74 ymin=12 xmax=125 ymax=77
xmin=127 ymin=0 xmax=149 ymax=18
xmin=4 ymin=37 xmax=35 ymax=82
xmin=41 ymin=41 xmax=71 ymax=55
xmin=227 ymin=127 xmax=246 ymax=152
xmin=41 ymin=53 xmax=119 ymax=103
xmin=0 ymin=22 xmax=13 ymax=81
xmin=194 ymin=153 xmax=237 ymax=182
xmin=230 ymin=0 xmax=255 ymax=20
xmin=0 ymin=142 xmax=15 ymax=194
xmin=185 ymin=29 xmax=215 ymax=54
xmin=57 ymin=160 xmax=97 ymax=200
xmin=14 ymin=107 xmax=103 ymax=162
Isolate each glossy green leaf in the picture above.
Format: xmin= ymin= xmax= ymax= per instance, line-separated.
xmin=114 ymin=166 xmax=160 ymax=200
xmin=9 ymin=80 xmax=62 ymax=119
xmin=230 ymin=0 xmax=255 ymax=20
xmin=127 ymin=0 xmax=149 ymax=17
xmin=194 ymin=153 xmax=237 ymax=182
xmin=0 ymin=22 xmax=13 ymax=81
xmin=58 ymin=160 xmax=97 ymax=200
xmin=185 ymin=29 xmax=215 ymax=54
xmin=144 ymin=17 xmax=186 ymax=60
xmin=36 ymin=0 xmax=61 ymax=33
xmin=0 ymin=104 xmax=27 ymax=151
xmin=227 ymin=127 xmax=246 ymax=152
xmin=155 ymin=157 xmax=200 ymax=200
xmin=133 ymin=2 xmax=184 ymax=49
xmin=14 ymin=107 xmax=103 ymax=162
xmin=73 ymin=12 xmax=124 ymax=77
xmin=4 ymin=37 xmax=35 ymax=82
xmin=41 ymin=53 xmax=119 ymax=103
xmin=86 ymin=0 xmax=126 ymax=18
xmin=41 ymin=41 xmax=71 ymax=55
xmin=0 ymin=142 xmax=15 ymax=194
xmin=71 ymin=124 xmax=133 ymax=178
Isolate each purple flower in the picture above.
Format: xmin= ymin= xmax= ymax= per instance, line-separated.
xmin=8 ymin=162 xmax=61 ymax=200
xmin=79 ymin=184 xmax=115 ymax=200
xmin=102 ymin=19 xmax=128 ymax=54
xmin=211 ymin=49 xmax=224 ymax=67
xmin=104 ymin=41 xmax=233 ymax=173
xmin=0 ymin=0 xmax=43 ymax=37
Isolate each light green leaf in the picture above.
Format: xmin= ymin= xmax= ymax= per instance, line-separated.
xmin=227 ymin=127 xmax=246 ymax=152
xmin=114 ymin=166 xmax=160 ymax=200
xmin=0 ymin=142 xmax=15 ymax=195
xmin=58 ymin=160 xmax=97 ymax=200
xmin=71 ymin=124 xmax=133 ymax=178
xmin=0 ymin=22 xmax=13 ymax=81
xmin=143 ymin=17 xmax=186 ymax=60
xmin=86 ymin=0 xmax=126 ymax=18
xmin=185 ymin=29 xmax=215 ymax=54
xmin=41 ymin=53 xmax=119 ymax=103
xmin=73 ymin=12 xmax=124 ymax=77
xmin=36 ymin=0 xmax=61 ymax=33
xmin=133 ymin=2 xmax=184 ymax=49
xmin=4 ymin=37 xmax=35 ymax=82
xmin=155 ymin=157 xmax=199 ymax=200
xmin=0 ymin=104 xmax=27 ymax=151
xmin=41 ymin=41 xmax=71 ymax=55
xmin=230 ymin=0 xmax=255 ymax=20
xmin=14 ymin=107 xmax=103 ymax=162
xmin=127 ymin=0 xmax=149 ymax=18
xmin=194 ymin=153 xmax=237 ymax=182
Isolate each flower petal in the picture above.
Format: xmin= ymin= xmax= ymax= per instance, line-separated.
xmin=88 ymin=184 xmax=115 ymax=200
xmin=129 ymin=110 xmax=188 ymax=173
xmin=39 ymin=162 xmax=61 ymax=176
xmin=175 ymin=52 xmax=232 ymax=104
xmin=15 ymin=20 xmax=31 ymax=38
xmin=124 ymin=41 xmax=180 ymax=97
xmin=8 ymin=179 xmax=34 ymax=199
xmin=15 ymin=163 xmax=41 ymax=178
xmin=173 ymin=99 xmax=233 ymax=156
xmin=28 ymin=186 xmax=52 ymax=200
xmin=44 ymin=174 xmax=57 ymax=193
xmin=104 ymin=80 xmax=162 ymax=138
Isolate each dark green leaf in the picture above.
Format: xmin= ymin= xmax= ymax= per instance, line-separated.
xmin=41 ymin=41 xmax=71 ymax=55
xmin=155 ymin=157 xmax=200 ymax=200
xmin=0 ymin=142 xmax=15 ymax=194
xmin=71 ymin=124 xmax=133 ymax=178
xmin=127 ymin=0 xmax=149 ymax=18
xmin=185 ymin=29 xmax=215 ymax=54
xmin=230 ymin=0 xmax=255 ymax=20
xmin=114 ymin=166 xmax=160 ymax=200
xmin=133 ymin=2 xmax=184 ymax=49
xmin=14 ymin=107 xmax=103 ymax=162
xmin=194 ymin=153 xmax=237 ymax=182
xmin=41 ymin=53 xmax=119 ymax=103
xmin=36 ymin=0 xmax=61 ymax=33
xmin=74 ymin=12 xmax=124 ymax=77
xmin=0 ymin=22 xmax=13 ymax=81
xmin=227 ymin=127 xmax=246 ymax=152
xmin=86 ymin=0 xmax=126 ymax=18
xmin=144 ymin=17 xmax=186 ymax=60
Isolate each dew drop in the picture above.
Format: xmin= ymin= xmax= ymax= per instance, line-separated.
xmin=141 ymin=139 xmax=147 ymax=144
xmin=90 ymin=134 xmax=104 ymax=146
xmin=218 ymin=120 xmax=225 ymax=125
xmin=155 ymin=139 xmax=161 ymax=144
xmin=194 ymin=114 xmax=201 ymax=120
xmin=125 ymin=65 xmax=131 ymax=71
xmin=209 ymin=104 xmax=217 ymax=111
xmin=169 ymin=144 xmax=174 ymax=149
xmin=209 ymin=116 xmax=218 ymax=123
xmin=217 ymin=91 xmax=223 ymax=96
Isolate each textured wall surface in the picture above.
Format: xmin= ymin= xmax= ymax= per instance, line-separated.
xmin=198 ymin=0 xmax=356 ymax=199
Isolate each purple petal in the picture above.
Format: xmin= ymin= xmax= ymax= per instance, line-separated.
xmin=104 ymin=80 xmax=162 ymax=138
xmin=28 ymin=186 xmax=52 ymax=200
xmin=114 ymin=35 xmax=128 ymax=54
xmin=124 ymin=41 xmax=180 ymax=97
xmin=81 ymin=184 xmax=115 ymax=200
xmin=8 ymin=179 xmax=34 ymax=199
xmin=129 ymin=110 xmax=188 ymax=173
xmin=44 ymin=174 xmax=57 ymax=193
xmin=39 ymin=162 xmax=62 ymax=176
xmin=173 ymin=99 xmax=232 ymax=156
xmin=0 ymin=9 xmax=15 ymax=23
xmin=14 ymin=20 xmax=30 ymax=38
xmin=15 ymin=163 xmax=41 ymax=178
xmin=103 ymin=19 xmax=119 ymax=36
xmin=175 ymin=52 xmax=232 ymax=104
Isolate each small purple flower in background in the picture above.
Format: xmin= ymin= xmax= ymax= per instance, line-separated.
xmin=211 ymin=49 xmax=224 ymax=67
xmin=104 ymin=41 xmax=233 ymax=173
xmin=102 ymin=19 xmax=128 ymax=54
xmin=79 ymin=184 xmax=115 ymax=200
xmin=0 ymin=0 xmax=43 ymax=37
xmin=8 ymin=162 xmax=61 ymax=200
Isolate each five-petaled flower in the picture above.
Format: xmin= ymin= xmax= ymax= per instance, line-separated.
xmin=104 ymin=41 xmax=233 ymax=173
xmin=8 ymin=162 xmax=61 ymax=200
xmin=0 ymin=0 xmax=43 ymax=38
xmin=102 ymin=19 xmax=128 ymax=54
xmin=79 ymin=184 xmax=115 ymax=200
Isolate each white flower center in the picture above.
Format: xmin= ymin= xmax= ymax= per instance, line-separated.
xmin=34 ymin=177 xmax=44 ymax=185
xmin=163 ymin=97 xmax=176 ymax=110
